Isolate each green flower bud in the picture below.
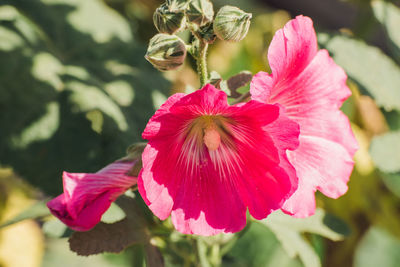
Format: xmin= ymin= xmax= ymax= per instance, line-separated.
xmin=145 ymin=34 xmax=187 ymax=71
xmin=153 ymin=3 xmax=185 ymax=34
xmin=186 ymin=0 xmax=214 ymax=27
xmin=166 ymin=0 xmax=189 ymax=12
xmin=213 ymin=6 xmax=252 ymax=42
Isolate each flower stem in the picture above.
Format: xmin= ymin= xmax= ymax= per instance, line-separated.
xmin=197 ymin=40 xmax=209 ymax=87
xmin=197 ymin=238 xmax=211 ymax=267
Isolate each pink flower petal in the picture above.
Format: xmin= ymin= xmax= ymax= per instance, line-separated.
xmin=47 ymin=161 xmax=137 ymax=231
xmin=256 ymin=50 xmax=358 ymax=155
xmin=139 ymin=84 xmax=300 ymax=235
xmin=267 ymin=15 xmax=317 ymax=87
xmin=283 ymin=136 xmax=354 ymax=217
xmin=250 ymin=15 xmax=358 ymax=217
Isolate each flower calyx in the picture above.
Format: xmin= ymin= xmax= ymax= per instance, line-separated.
xmin=166 ymin=0 xmax=189 ymax=12
xmin=145 ymin=34 xmax=187 ymax=71
xmin=185 ymin=0 xmax=214 ymax=27
xmin=214 ymin=5 xmax=252 ymax=42
xmin=153 ymin=2 xmax=186 ymax=34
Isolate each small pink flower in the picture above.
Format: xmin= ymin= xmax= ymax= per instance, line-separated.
xmin=47 ymin=161 xmax=137 ymax=231
xmin=139 ymin=84 xmax=300 ymax=235
xmin=251 ymin=16 xmax=358 ymax=217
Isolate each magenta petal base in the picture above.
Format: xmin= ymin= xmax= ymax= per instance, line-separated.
xmin=139 ymin=84 xmax=300 ymax=235
xmin=47 ymin=161 xmax=138 ymax=231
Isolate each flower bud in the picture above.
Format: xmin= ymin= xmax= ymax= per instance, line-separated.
xmin=153 ymin=3 xmax=186 ymax=34
xmin=213 ymin=6 xmax=252 ymax=42
xmin=145 ymin=34 xmax=187 ymax=71
xmin=185 ymin=0 xmax=214 ymax=27
xmin=167 ymin=0 xmax=189 ymax=12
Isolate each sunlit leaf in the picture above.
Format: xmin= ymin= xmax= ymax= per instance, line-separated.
xmin=320 ymin=34 xmax=400 ymax=112
xmin=0 ymin=26 xmax=24 ymax=51
xmin=0 ymin=200 xmax=50 ymax=229
xmin=10 ymin=102 xmax=60 ymax=149
xmin=151 ymin=90 xmax=168 ymax=110
xmin=222 ymin=222 xmax=301 ymax=267
xmin=354 ymin=226 xmax=400 ymax=267
xmin=372 ymin=1 xmax=400 ymax=59
xmin=67 ymin=0 xmax=132 ymax=43
xmin=67 ymin=81 xmax=128 ymax=131
xmin=100 ymin=202 xmax=126 ymax=224
xmin=32 ymin=52 xmax=63 ymax=90
xmin=260 ymin=209 xmax=349 ymax=267
xmin=105 ymin=80 xmax=135 ymax=107
xmin=370 ymin=131 xmax=400 ymax=173
xmin=263 ymin=209 xmax=349 ymax=241
xmin=42 ymin=238 xmax=120 ymax=267
xmin=42 ymin=219 xmax=68 ymax=238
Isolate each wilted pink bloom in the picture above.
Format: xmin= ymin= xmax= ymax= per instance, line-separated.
xmin=47 ymin=161 xmax=137 ymax=231
xmin=251 ymin=16 xmax=358 ymax=217
xmin=139 ymin=84 xmax=300 ymax=235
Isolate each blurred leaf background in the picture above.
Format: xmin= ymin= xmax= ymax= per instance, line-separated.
xmin=1 ymin=0 xmax=400 ymax=266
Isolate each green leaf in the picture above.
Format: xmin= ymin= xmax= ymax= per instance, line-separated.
xmin=223 ymin=222 xmax=301 ymax=267
xmin=68 ymin=195 xmax=157 ymax=256
xmin=68 ymin=219 xmax=149 ymax=256
xmin=372 ymin=1 xmax=400 ymax=59
xmin=42 ymin=237 xmax=127 ymax=267
xmin=370 ymin=131 xmax=400 ymax=173
xmin=0 ymin=0 xmax=167 ymax=198
xmin=354 ymin=226 xmax=400 ymax=267
xmin=260 ymin=209 xmax=349 ymax=267
xmin=208 ymin=71 xmax=223 ymax=89
xmin=10 ymin=102 xmax=59 ymax=149
xmin=320 ymin=34 xmax=400 ymax=112
xmin=42 ymin=218 xmax=68 ymax=238
xmin=100 ymin=202 xmax=126 ymax=224
xmin=0 ymin=25 xmax=24 ymax=51
xmin=67 ymin=0 xmax=132 ymax=43
xmin=0 ymin=199 xmax=50 ymax=228
xmin=381 ymin=172 xmax=400 ymax=198
xmin=263 ymin=209 xmax=348 ymax=241
xmin=67 ymin=81 xmax=128 ymax=131
xmin=383 ymin=110 xmax=400 ymax=131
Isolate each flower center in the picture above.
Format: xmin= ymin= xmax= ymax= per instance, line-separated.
xmin=183 ymin=115 xmax=231 ymax=152
xmin=203 ymin=126 xmax=221 ymax=151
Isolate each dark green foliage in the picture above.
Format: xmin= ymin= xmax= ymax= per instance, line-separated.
xmin=0 ymin=0 xmax=169 ymax=195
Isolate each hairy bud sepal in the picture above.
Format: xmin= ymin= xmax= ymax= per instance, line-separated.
xmin=153 ymin=3 xmax=186 ymax=34
xmin=186 ymin=0 xmax=214 ymax=27
xmin=167 ymin=0 xmax=189 ymax=12
xmin=145 ymin=34 xmax=187 ymax=71
xmin=214 ymin=6 xmax=252 ymax=42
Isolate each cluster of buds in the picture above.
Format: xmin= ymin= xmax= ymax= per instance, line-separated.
xmin=146 ymin=0 xmax=252 ymax=72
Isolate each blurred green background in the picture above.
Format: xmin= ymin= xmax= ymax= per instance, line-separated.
xmin=1 ymin=0 xmax=400 ymax=266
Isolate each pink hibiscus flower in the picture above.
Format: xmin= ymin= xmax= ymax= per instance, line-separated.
xmin=47 ymin=160 xmax=138 ymax=231
xmin=139 ymin=84 xmax=300 ymax=235
xmin=251 ymin=15 xmax=358 ymax=217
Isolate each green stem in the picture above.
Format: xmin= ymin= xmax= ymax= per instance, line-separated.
xmin=197 ymin=238 xmax=211 ymax=267
xmin=197 ymin=40 xmax=209 ymax=87
xmin=210 ymin=244 xmax=221 ymax=267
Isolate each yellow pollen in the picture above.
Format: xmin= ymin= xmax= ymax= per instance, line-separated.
xmin=203 ymin=126 xmax=221 ymax=151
